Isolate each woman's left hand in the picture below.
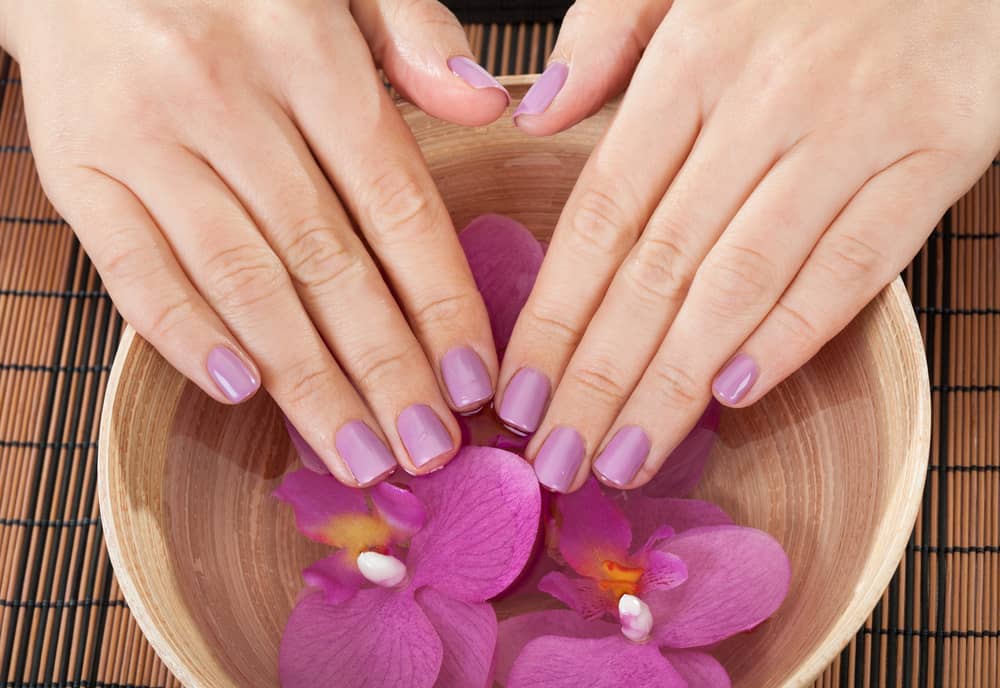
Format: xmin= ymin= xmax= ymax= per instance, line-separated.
xmin=499 ymin=0 xmax=1000 ymax=492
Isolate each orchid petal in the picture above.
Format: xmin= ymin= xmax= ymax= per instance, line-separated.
xmin=301 ymin=552 xmax=364 ymax=605
xmin=283 ymin=418 xmax=328 ymax=474
xmin=641 ymin=402 xmax=721 ymax=498
xmin=639 ymin=550 xmax=688 ymax=593
xmin=553 ymin=478 xmax=631 ymax=578
xmin=273 ymin=469 xmax=378 ymax=547
xmin=459 ymin=214 xmax=544 ymax=351
xmin=507 ymin=635 xmax=687 ymax=688
xmin=538 ymin=571 xmax=608 ymax=620
xmin=639 ymin=525 xmax=676 ymax=553
xmin=496 ymin=610 xmax=616 ymax=687
xmin=371 ymin=481 xmax=426 ymax=539
xmin=664 ymin=650 xmax=732 ymax=688
xmin=417 ymin=587 xmax=497 ymax=688
xmin=279 ymin=588 xmax=442 ymax=688
xmin=409 ymin=446 xmax=541 ymax=601
xmin=618 ymin=493 xmax=734 ymax=546
xmin=648 ymin=525 xmax=791 ymax=648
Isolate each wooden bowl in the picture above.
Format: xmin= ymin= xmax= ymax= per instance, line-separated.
xmin=98 ymin=76 xmax=930 ymax=688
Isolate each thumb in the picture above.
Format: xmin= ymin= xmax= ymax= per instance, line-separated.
xmin=351 ymin=0 xmax=509 ymax=127
xmin=513 ymin=0 xmax=671 ymax=136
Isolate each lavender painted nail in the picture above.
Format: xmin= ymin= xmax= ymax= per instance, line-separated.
xmin=534 ymin=426 xmax=585 ymax=493
xmin=441 ymin=347 xmax=493 ymax=412
xmin=206 ymin=346 xmax=259 ymax=403
xmin=513 ymin=62 xmax=569 ymax=120
xmin=283 ymin=417 xmax=328 ymax=475
xmin=447 ymin=56 xmax=510 ymax=102
xmin=713 ymin=353 xmax=759 ymax=404
xmin=498 ymin=367 xmax=550 ymax=435
xmin=593 ymin=426 xmax=652 ymax=487
xmin=398 ymin=405 xmax=454 ymax=468
xmin=335 ymin=421 xmax=396 ymax=485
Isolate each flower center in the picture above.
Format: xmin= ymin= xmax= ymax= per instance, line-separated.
xmin=597 ymin=559 xmax=643 ymax=599
xmin=357 ymin=551 xmax=407 ymax=588
xmin=618 ymin=594 xmax=653 ymax=643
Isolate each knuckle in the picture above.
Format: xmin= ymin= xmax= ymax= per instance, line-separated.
xmin=770 ymin=300 xmax=820 ymax=345
xmin=822 ymin=232 xmax=886 ymax=284
xmin=277 ymin=359 xmax=338 ymax=408
xmin=623 ymin=233 xmax=696 ymax=306
xmin=524 ymin=300 xmax=581 ymax=348
xmin=647 ymin=361 xmax=701 ymax=409
xmin=96 ymin=226 xmax=157 ymax=283
xmin=366 ymin=168 xmax=436 ymax=243
xmin=145 ymin=294 xmax=198 ymax=342
xmin=411 ymin=290 xmax=476 ymax=332
xmin=568 ymin=356 xmax=631 ymax=407
xmin=567 ymin=187 xmax=637 ymax=257
xmin=353 ymin=342 xmax=414 ymax=389
xmin=282 ymin=220 xmax=364 ymax=292
xmin=699 ymin=244 xmax=775 ymax=319
xmin=204 ymin=242 xmax=287 ymax=310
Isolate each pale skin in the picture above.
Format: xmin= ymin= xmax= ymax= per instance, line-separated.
xmin=2 ymin=1 xmax=998 ymax=491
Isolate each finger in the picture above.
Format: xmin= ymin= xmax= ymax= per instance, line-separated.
xmin=723 ymin=150 xmax=978 ymax=408
xmin=284 ymin=14 xmax=499 ymax=415
xmin=513 ymin=0 xmax=671 ymax=135
xmin=49 ymin=167 xmax=260 ymax=406
xmin=525 ymin=102 xmax=792 ymax=491
xmin=193 ymin=95 xmax=463 ymax=474
xmin=351 ymin=0 xmax=509 ymax=125
xmin=496 ymin=38 xmax=702 ymax=435
xmin=118 ymin=148 xmax=396 ymax=487
xmin=597 ymin=133 xmax=883 ymax=489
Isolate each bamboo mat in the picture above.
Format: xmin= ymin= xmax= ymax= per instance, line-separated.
xmin=1 ymin=21 xmax=998 ymax=688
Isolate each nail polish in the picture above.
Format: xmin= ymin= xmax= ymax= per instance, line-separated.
xmin=498 ymin=367 xmax=551 ymax=435
xmin=533 ymin=426 xmax=585 ymax=493
xmin=283 ymin=417 xmax=328 ymax=474
xmin=441 ymin=347 xmax=493 ymax=412
xmin=513 ymin=62 xmax=569 ymax=120
xmin=397 ymin=404 xmax=454 ymax=468
xmin=206 ymin=346 xmax=259 ymax=403
xmin=593 ymin=426 xmax=651 ymax=487
xmin=447 ymin=56 xmax=510 ymax=102
xmin=713 ymin=353 xmax=759 ymax=405
xmin=335 ymin=420 xmax=396 ymax=485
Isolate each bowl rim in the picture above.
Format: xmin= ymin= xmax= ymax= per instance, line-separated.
xmin=98 ymin=75 xmax=932 ymax=688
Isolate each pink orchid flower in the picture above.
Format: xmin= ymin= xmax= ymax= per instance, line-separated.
xmin=276 ymin=446 xmax=541 ymax=688
xmin=495 ymin=478 xmax=791 ymax=687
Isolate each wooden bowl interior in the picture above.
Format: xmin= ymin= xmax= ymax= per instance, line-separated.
xmin=99 ymin=78 xmax=930 ymax=688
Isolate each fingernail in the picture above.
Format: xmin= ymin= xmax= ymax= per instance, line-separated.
xmin=283 ymin=417 xmax=328 ymax=474
xmin=447 ymin=56 xmax=510 ymax=103
xmin=533 ymin=426 xmax=585 ymax=493
xmin=397 ymin=404 xmax=454 ymax=468
xmin=513 ymin=62 xmax=569 ymax=121
xmin=593 ymin=426 xmax=651 ymax=487
xmin=335 ymin=421 xmax=397 ymax=485
xmin=206 ymin=346 xmax=259 ymax=403
xmin=713 ymin=353 xmax=759 ymax=405
xmin=441 ymin=347 xmax=493 ymax=412
xmin=498 ymin=367 xmax=550 ymax=435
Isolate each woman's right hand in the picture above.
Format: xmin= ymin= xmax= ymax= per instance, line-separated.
xmin=2 ymin=0 xmax=509 ymax=485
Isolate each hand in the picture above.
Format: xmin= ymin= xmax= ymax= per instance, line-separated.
xmin=2 ymin=0 xmax=510 ymax=486
xmin=500 ymin=0 xmax=1000 ymax=491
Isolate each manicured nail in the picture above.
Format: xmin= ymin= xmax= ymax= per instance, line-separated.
xmin=513 ymin=62 xmax=569 ymax=121
xmin=498 ymin=367 xmax=551 ymax=435
xmin=335 ymin=420 xmax=396 ymax=485
xmin=593 ymin=426 xmax=651 ymax=487
xmin=397 ymin=404 xmax=454 ymax=468
xmin=441 ymin=347 xmax=493 ymax=412
xmin=533 ymin=426 xmax=585 ymax=493
xmin=206 ymin=346 xmax=259 ymax=403
xmin=447 ymin=56 xmax=510 ymax=103
xmin=283 ymin=417 xmax=328 ymax=474
xmin=713 ymin=353 xmax=759 ymax=405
